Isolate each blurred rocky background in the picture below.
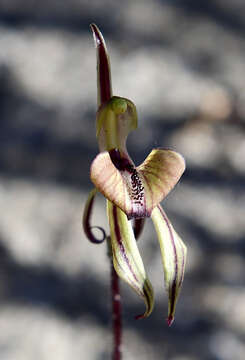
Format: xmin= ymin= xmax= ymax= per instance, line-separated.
xmin=0 ymin=0 xmax=245 ymax=359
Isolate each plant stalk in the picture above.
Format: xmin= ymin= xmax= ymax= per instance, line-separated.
xmin=111 ymin=258 xmax=122 ymax=360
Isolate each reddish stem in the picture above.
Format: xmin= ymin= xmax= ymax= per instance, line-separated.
xmin=111 ymin=259 xmax=122 ymax=360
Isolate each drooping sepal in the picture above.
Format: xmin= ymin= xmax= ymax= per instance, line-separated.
xmin=83 ymin=188 xmax=106 ymax=244
xmin=151 ymin=205 xmax=187 ymax=325
xmin=90 ymin=148 xmax=185 ymax=219
xmin=107 ymin=200 xmax=154 ymax=318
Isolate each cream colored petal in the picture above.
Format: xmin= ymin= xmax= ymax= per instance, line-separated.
xmin=91 ymin=148 xmax=185 ymax=220
xmin=138 ymin=148 xmax=185 ymax=216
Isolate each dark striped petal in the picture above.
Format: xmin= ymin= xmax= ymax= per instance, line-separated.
xmin=82 ymin=188 xmax=106 ymax=244
xmin=151 ymin=205 xmax=187 ymax=326
xmin=107 ymin=200 xmax=154 ymax=319
xmin=90 ymin=148 xmax=185 ymax=220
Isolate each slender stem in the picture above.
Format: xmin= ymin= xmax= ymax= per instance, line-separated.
xmin=111 ymin=257 xmax=122 ymax=360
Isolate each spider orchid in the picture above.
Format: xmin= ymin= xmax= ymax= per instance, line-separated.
xmin=83 ymin=24 xmax=187 ymax=326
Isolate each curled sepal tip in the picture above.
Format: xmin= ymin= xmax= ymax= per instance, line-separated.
xmin=91 ymin=148 xmax=185 ymax=220
xmin=151 ymin=205 xmax=187 ymax=324
xmin=107 ymin=200 xmax=154 ymax=318
xmin=83 ymin=188 xmax=106 ymax=244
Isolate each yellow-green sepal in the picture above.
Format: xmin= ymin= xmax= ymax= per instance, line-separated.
xmin=107 ymin=200 xmax=154 ymax=319
xmin=96 ymin=96 xmax=138 ymax=152
xmin=151 ymin=205 xmax=187 ymax=325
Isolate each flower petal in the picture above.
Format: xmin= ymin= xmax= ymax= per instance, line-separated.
xmin=151 ymin=205 xmax=187 ymax=326
xmin=137 ymin=148 xmax=185 ymax=217
xmin=90 ymin=148 xmax=185 ymax=219
xmin=91 ymin=150 xmax=144 ymax=219
xmin=107 ymin=200 xmax=154 ymax=319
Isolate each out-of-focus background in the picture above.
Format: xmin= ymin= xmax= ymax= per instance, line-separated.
xmin=0 ymin=0 xmax=245 ymax=359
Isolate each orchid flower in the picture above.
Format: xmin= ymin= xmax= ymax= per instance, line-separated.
xmin=83 ymin=24 xmax=187 ymax=326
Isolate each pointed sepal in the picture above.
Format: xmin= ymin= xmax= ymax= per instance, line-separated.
xmin=151 ymin=205 xmax=187 ymax=324
xmin=90 ymin=23 xmax=112 ymax=106
xmin=107 ymin=200 xmax=154 ymax=318
xmin=90 ymin=148 xmax=185 ymax=219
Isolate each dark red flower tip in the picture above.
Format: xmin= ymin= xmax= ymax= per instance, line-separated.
xmin=90 ymin=23 xmax=112 ymax=105
xmin=167 ymin=315 xmax=174 ymax=327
